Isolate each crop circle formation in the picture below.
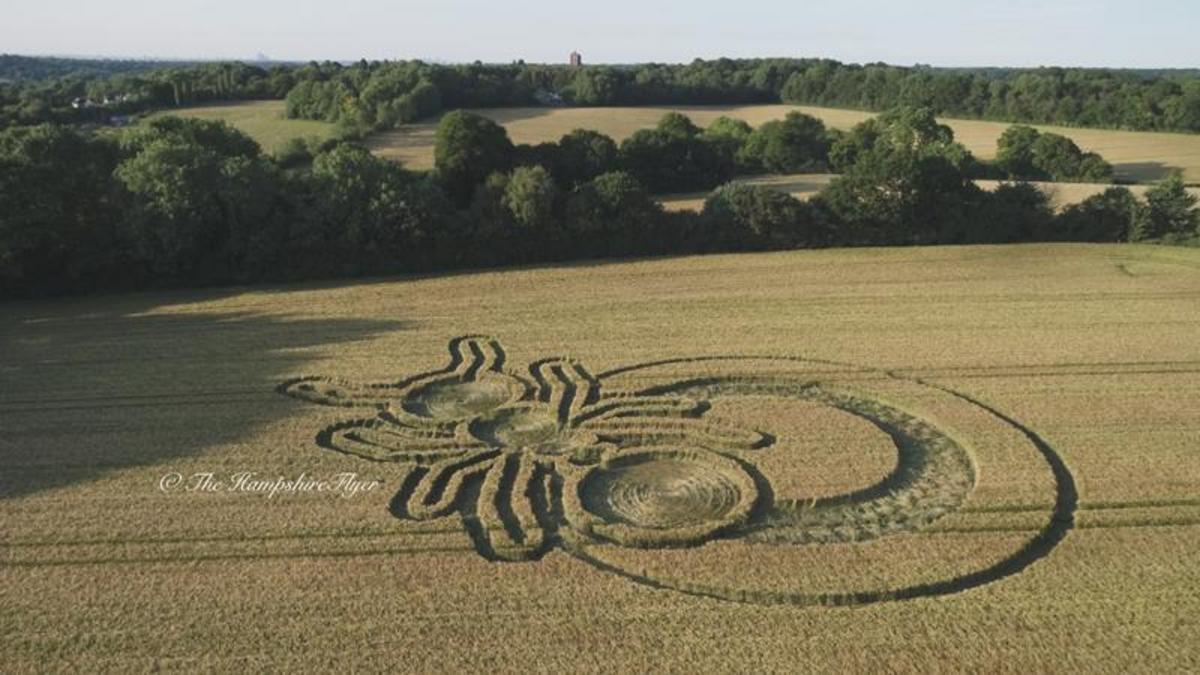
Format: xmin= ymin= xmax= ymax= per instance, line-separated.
xmin=280 ymin=336 xmax=1075 ymax=606
xmin=572 ymin=447 xmax=759 ymax=547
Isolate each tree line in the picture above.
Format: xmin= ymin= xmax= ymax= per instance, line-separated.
xmin=0 ymin=54 xmax=201 ymax=82
xmin=0 ymin=61 xmax=297 ymax=127
xmin=3 ymin=107 xmax=1196 ymax=298
xmin=282 ymin=59 xmax=1200 ymax=136
xmin=5 ymin=56 xmax=1200 ymax=134
xmin=435 ymin=106 xmax=1117 ymax=201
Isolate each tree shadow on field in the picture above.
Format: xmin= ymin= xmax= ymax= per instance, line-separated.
xmin=0 ymin=289 xmax=408 ymax=500
xmin=468 ymin=106 xmax=556 ymax=127
xmin=1113 ymin=161 xmax=1178 ymax=183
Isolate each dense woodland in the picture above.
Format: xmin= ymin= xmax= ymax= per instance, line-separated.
xmin=2 ymin=55 xmax=1198 ymax=298
xmin=0 ymin=55 xmax=203 ymax=82
xmin=3 ymin=105 xmax=1196 ymax=298
xmin=287 ymin=58 xmax=1200 ymax=134
xmin=4 ymin=56 xmax=1200 ymax=133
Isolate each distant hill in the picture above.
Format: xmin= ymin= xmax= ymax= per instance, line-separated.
xmin=0 ymin=54 xmax=202 ymax=82
xmin=0 ymin=54 xmax=295 ymax=82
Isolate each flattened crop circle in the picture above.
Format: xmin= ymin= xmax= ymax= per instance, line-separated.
xmin=569 ymin=447 xmax=760 ymax=548
xmin=565 ymin=355 xmax=1078 ymax=606
xmin=401 ymin=378 xmax=516 ymax=420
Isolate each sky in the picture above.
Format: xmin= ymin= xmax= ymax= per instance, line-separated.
xmin=3 ymin=0 xmax=1198 ymax=68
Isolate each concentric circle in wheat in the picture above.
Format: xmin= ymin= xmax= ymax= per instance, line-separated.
xmin=570 ymin=447 xmax=760 ymax=547
xmin=401 ymin=379 xmax=516 ymax=420
xmin=585 ymin=457 xmax=742 ymax=529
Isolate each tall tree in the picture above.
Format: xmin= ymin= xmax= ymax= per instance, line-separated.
xmin=555 ymin=129 xmax=619 ymax=188
xmin=115 ymin=117 xmax=283 ymax=282
xmin=820 ymin=106 xmax=982 ymax=245
xmin=0 ymin=124 xmax=124 ymax=293
xmin=502 ymin=165 xmax=559 ymax=233
xmin=1131 ymin=173 xmax=1199 ymax=241
xmin=434 ymin=110 xmax=514 ymax=205
xmin=1055 ymin=187 xmax=1140 ymax=242
xmin=738 ymin=111 xmax=830 ymax=174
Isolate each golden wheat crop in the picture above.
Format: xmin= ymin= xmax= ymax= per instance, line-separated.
xmin=2 ymin=243 xmax=1198 ymax=671
xmin=168 ymin=99 xmax=1200 ymax=201
xmin=360 ymin=104 xmax=1200 ymax=182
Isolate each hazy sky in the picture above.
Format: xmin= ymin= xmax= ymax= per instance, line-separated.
xmin=4 ymin=0 xmax=1198 ymax=67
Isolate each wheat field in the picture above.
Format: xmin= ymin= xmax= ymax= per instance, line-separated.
xmin=1 ymin=243 xmax=1198 ymax=670
xmin=658 ymin=174 xmax=1200 ymax=212
xmin=163 ymin=100 xmax=1200 ymax=184
xmin=364 ymin=104 xmax=1200 ymax=183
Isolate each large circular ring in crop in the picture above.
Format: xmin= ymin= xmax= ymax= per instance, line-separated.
xmin=567 ymin=447 xmax=760 ymax=548
xmin=560 ymin=355 xmax=1078 ymax=607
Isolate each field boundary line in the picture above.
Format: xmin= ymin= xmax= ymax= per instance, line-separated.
xmin=0 ymin=544 xmax=481 ymax=568
xmin=0 ymin=525 xmax=463 ymax=548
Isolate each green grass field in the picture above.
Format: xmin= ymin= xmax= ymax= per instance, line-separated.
xmin=2 ymin=244 xmax=1199 ymax=670
xmin=147 ymin=100 xmax=335 ymax=154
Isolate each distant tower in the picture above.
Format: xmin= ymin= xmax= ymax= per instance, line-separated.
xmin=569 ymin=51 xmax=582 ymax=67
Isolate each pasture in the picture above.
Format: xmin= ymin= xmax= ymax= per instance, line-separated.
xmin=2 ymin=244 xmax=1199 ymax=670
xmin=366 ymin=104 xmax=1200 ymax=183
xmin=147 ymin=100 xmax=334 ymax=154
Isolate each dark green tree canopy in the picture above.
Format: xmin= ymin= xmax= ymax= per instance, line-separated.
xmin=738 ymin=111 xmax=830 ymax=174
xmin=0 ymin=124 xmax=123 ymax=290
xmin=964 ymin=182 xmax=1055 ymax=244
xmin=568 ymin=67 xmax=621 ymax=105
xmin=703 ymin=116 xmax=756 ymax=175
xmin=502 ymin=165 xmax=560 ymax=231
xmin=434 ymin=110 xmax=515 ymax=204
xmin=115 ymin=117 xmax=283 ymax=279
xmin=821 ymin=107 xmax=983 ymax=245
xmin=555 ymin=129 xmax=619 ymax=187
xmin=1056 ymin=187 xmax=1140 ymax=242
xmin=656 ymin=111 xmax=703 ymax=139
xmin=619 ymin=113 xmax=730 ymax=193
xmin=1132 ymin=173 xmax=1199 ymax=241
xmin=995 ymin=124 xmax=1113 ymax=182
xmin=564 ymin=170 xmax=666 ymax=256
xmin=702 ymin=182 xmax=827 ymax=249
xmin=995 ymin=125 xmax=1042 ymax=178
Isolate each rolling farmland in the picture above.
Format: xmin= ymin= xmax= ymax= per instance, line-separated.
xmin=657 ymin=174 xmax=1200 ymax=212
xmin=2 ymin=244 xmax=1199 ymax=670
xmin=148 ymin=100 xmax=335 ymax=153
xmin=163 ymin=100 xmax=1200 ymax=187
xmin=364 ymin=104 xmax=1200 ymax=183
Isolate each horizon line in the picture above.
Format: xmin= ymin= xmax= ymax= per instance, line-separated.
xmin=5 ymin=52 xmax=1200 ymax=72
